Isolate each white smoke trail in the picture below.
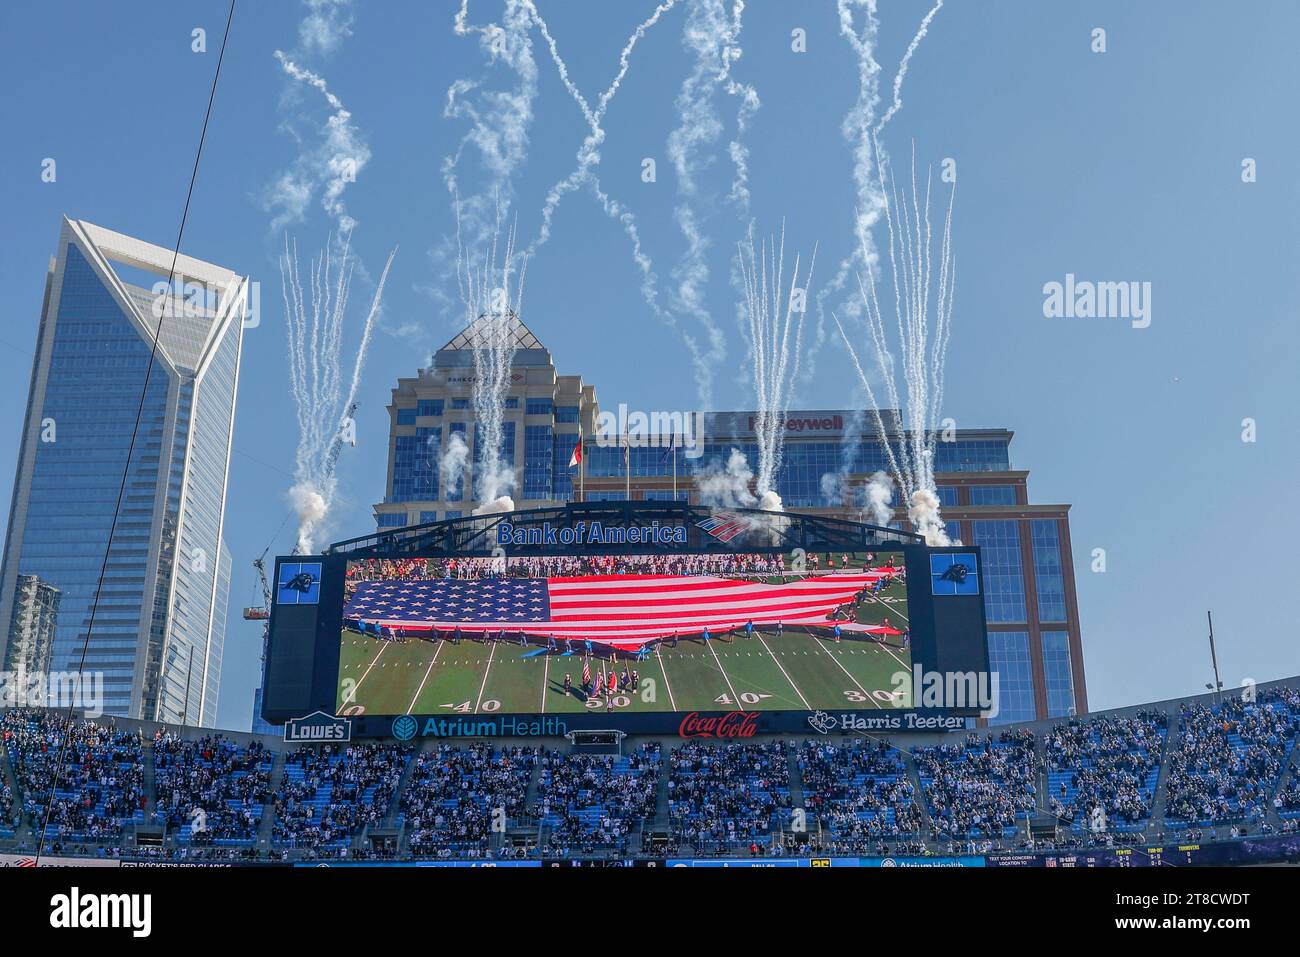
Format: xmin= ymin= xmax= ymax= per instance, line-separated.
xmin=864 ymin=470 xmax=894 ymax=528
xmin=809 ymin=0 xmax=947 ymax=521
xmin=737 ymin=223 xmax=818 ymax=506
xmin=455 ymin=204 xmax=528 ymax=515
xmin=667 ymin=0 xmax=749 ymax=410
xmin=875 ymin=0 xmax=944 ymax=134
xmin=524 ymin=0 xmax=678 ymax=319
xmin=442 ymin=0 xmax=538 ymax=248
xmin=280 ymin=233 xmax=396 ymax=553
xmin=438 ymin=431 xmax=469 ymax=501
xmin=835 ymin=141 xmax=956 ymax=546
xmin=696 ymin=448 xmax=757 ymax=509
xmin=269 ymin=52 xmax=371 ymax=233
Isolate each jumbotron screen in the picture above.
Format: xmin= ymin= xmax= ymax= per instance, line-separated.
xmin=263 ymin=539 xmax=992 ymax=738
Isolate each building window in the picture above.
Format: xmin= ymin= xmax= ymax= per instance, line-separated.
xmin=396 ymin=407 xmax=417 ymax=425
xmin=444 ymin=510 xmax=462 ymax=520
xmin=451 ymin=397 xmax=470 ymax=410
xmin=643 ymin=489 xmax=689 ymax=502
xmin=419 ymin=511 xmax=438 ymax=524
xmin=935 ymin=486 xmax=959 ymax=507
xmin=524 ymin=425 xmax=553 ymax=499
xmin=1041 ymin=630 xmax=1075 ymax=717
xmin=552 ymin=435 xmax=574 ymax=500
xmin=525 ymin=397 xmax=553 ymax=415
xmin=417 ymin=399 xmax=443 ymax=417
xmin=585 ymin=491 xmax=627 ymax=502
xmin=505 ymin=397 xmax=519 ymax=409
xmin=968 ymin=485 xmax=1018 ymax=506
xmin=390 ymin=427 xmax=440 ymax=503
xmin=554 ymin=405 xmax=580 ymax=424
xmin=1031 ymin=519 xmax=1067 ymax=623
xmin=377 ymin=513 xmax=406 ymax=528
xmin=986 ymin=631 xmax=1036 ymax=725
xmin=971 ymin=520 xmax=1026 ymax=623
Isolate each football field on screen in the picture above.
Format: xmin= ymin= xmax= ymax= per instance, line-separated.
xmin=335 ymin=576 xmax=912 ymax=717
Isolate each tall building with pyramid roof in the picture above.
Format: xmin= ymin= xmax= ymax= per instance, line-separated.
xmin=0 ymin=218 xmax=248 ymax=725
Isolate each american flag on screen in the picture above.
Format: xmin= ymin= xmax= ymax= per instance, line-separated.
xmin=343 ymin=569 xmax=902 ymax=651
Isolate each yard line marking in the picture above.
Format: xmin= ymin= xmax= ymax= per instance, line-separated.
xmin=542 ymin=651 xmax=550 ymax=713
xmin=352 ymin=641 xmax=389 ymax=697
xmin=474 ymin=639 xmax=498 ymax=713
xmin=813 ymin=636 xmax=881 ymax=708
xmin=407 ymin=640 xmax=444 ymax=715
xmin=758 ymin=633 xmax=810 ymax=710
xmin=656 ymin=646 xmax=678 ymax=712
xmin=861 ymin=587 xmax=909 ymax=624
xmin=706 ymin=639 xmax=741 ymax=704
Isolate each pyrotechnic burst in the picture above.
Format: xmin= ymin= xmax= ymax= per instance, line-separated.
xmin=835 ymin=141 xmax=955 ymax=545
xmin=280 ymin=232 xmax=396 ymax=553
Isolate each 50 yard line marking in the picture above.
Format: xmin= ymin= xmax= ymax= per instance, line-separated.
xmin=474 ymin=640 xmax=497 ymax=713
xmin=655 ymin=645 xmax=678 ymax=711
xmin=541 ymin=650 xmax=550 ymax=713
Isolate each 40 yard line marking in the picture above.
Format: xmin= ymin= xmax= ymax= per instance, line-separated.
xmin=705 ymin=639 xmax=741 ymax=705
xmin=474 ymin=640 xmax=497 ymax=714
xmin=757 ymin=634 xmax=810 ymax=709
xmin=407 ymin=639 xmax=445 ymax=715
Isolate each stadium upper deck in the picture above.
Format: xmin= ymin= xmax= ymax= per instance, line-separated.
xmin=1 ymin=677 xmax=1298 ymax=866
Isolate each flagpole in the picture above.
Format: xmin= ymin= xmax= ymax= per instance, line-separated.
xmin=579 ymin=429 xmax=584 ymax=503
xmin=624 ymin=430 xmax=630 ymax=501
xmin=672 ymin=434 xmax=678 ymax=500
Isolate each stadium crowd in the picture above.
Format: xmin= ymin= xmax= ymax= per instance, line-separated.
xmin=403 ymin=744 xmax=537 ymax=858
xmin=1164 ymin=687 xmax=1300 ymax=827
xmin=154 ymin=732 xmax=273 ymax=844
xmin=272 ymin=743 xmax=411 ymax=851
xmin=537 ymin=745 xmax=660 ymax=857
xmin=799 ymin=739 xmax=922 ymax=845
xmin=0 ymin=708 xmax=144 ymax=842
xmin=912 ymin=731 xmax=1038 ymax=839
xmin=1044 ymin=710 xmax=1167 ymax=831
xmin=668 ymin=741 xmax=791 ymax=852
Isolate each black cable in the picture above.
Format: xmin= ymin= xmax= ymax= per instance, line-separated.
xmin=35 ymin=0 xmax=237 ymax=863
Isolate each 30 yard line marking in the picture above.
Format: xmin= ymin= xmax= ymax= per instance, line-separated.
xmin=474 ymin=640 xmax=497 ymax=713
xmin=757 ymin=634 xmax=810 ymax=710
xmin=655 ymin=645 xmax=678 ymax=712
xmin=407 ymin=640 xmax=444 ymax=715
xmin=814 ymin=638 xmax=882 ymax=708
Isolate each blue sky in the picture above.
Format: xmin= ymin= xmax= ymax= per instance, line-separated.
xmin=1 ymin=0 xmax=1296 ymax=729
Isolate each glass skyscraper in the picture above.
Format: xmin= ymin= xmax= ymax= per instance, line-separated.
xmin=374 ymin=319 xmax=1086 ymax=725
xmin=0 ymin=219 xmax=247 ymax=726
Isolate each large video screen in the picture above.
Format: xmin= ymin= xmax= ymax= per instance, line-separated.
xmin=262 ymin=538 xmax=991 ymax=737
xmin=336 ymin=552 xmax=912 ymax=720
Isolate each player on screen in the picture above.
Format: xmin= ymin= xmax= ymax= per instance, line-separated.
xmin=563 ymin=674 xmax=572 ymax=696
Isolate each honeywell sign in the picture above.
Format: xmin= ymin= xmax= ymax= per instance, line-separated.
xmin=709 ymin=411 xmax=851 ymax=438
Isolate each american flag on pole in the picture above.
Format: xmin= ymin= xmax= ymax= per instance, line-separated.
xmin=344 ymin=569 xmax=902 ymax=652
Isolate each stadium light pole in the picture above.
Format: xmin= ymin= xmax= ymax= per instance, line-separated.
xmin=1207 ymin=610 xmax=1224 ymax=705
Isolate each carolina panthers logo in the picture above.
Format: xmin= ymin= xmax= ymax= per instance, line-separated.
xmin=281 ymin=570 xmax=316 ymax=593
xmin=938 ymin=563 xmax=969 ymax=584
xmin=808 ymin=711 xmax=838 ymax=735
